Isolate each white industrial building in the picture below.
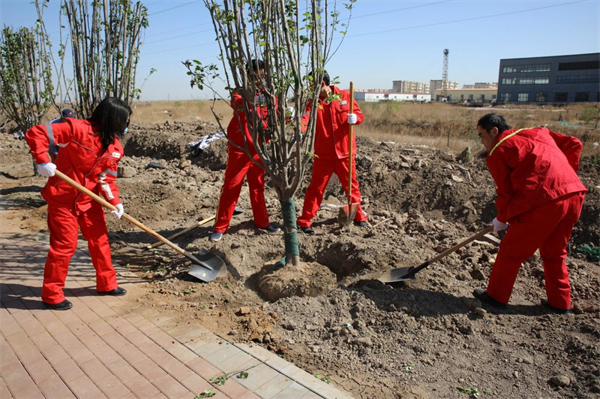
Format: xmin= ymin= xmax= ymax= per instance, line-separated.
xmin=354 ymin=91 xmax=431 ymax=103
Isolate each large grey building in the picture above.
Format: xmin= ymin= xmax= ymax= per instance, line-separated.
xmin=497 ymin=53 xmax=600 ymax=104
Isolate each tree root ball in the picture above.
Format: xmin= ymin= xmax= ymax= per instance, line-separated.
xmin=258 ymin=261 xmax=337 ymax=302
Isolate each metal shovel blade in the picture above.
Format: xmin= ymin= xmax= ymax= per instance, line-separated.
xmin=377 ymin=266 xmax=419 ymax=283
xmin=377 ymin=226 xmax=494 ymax=284
xmin=337 ymin=203 xmax=359 ymax=226
xmin=188 ymin=249 xmax=228 ymax=282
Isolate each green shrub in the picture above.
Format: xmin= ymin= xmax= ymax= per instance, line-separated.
xmin=579 ymin=107 xmax=598 ymax=124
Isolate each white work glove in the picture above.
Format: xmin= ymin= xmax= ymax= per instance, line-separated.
xmin=285 ymin=107 xmax=295 ymax=118
xmin=492 ymin=217 xmax=508 ymax=232
xmin=36 ymin=163 xmax=56 ymax=177
xmin=347 ymin=113 xmax=357 ymax=125
xmin=110 ymin=204 xmax=124 ymax=219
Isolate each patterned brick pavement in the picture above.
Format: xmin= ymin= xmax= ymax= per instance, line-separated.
xmin=0 ymin=232 xmax=354 ymax=399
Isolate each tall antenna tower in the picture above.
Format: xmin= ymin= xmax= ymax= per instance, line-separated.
xmin=442 ymin=49 xmax=449 ymax=99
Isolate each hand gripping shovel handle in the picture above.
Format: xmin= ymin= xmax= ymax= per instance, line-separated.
xmin=405 ymin=225 xmax=494 ymax=279
xmin=54 ymin=170 xmax=210 ymax=268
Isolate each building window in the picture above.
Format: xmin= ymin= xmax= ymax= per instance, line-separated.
xmin=575 ymin=92 xmax=589 ymax=102
xmin=502 ymin=64 xmax=551 ymax=73
xmin=558 ymin=60 xmax=600 ymax=71
xmin=554 ymin=92 xmax=568 ymax=102
xmin=535 ymin=92 xmax=548 ymax=102
xmin=556 ymin=74 xmax=600 ymax=84
xmin=517 ymin=93 xmax=529 ymax=102
xmin=502 ymin=78 xmax=516 ymax=84
xmin=517 ymin=77 xmax=550 ymax=85
xmin=468 ymin=94 xmax=473 ymax=101
xmin=501 ymin=93 xmax=511 ymax=102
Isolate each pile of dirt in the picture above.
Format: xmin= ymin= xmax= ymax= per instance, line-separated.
xmin=1 ymin=121 xmax=599 ymax=399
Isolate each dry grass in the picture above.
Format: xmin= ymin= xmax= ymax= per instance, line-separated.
xmin=128 ymin=99 xmax=600 ymax=156
xmin=130 ymin=99 xmax=232 ymax=125
xmin=354 ymin=101 xmax=600 ymax=156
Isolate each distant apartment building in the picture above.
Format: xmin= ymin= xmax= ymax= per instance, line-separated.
xmin=497 ymin=53 xmax=600 ymax=104
xmin=392 ymin=80 xmax=430 ymax=94
xmin=474 ymin=82 xmax=497 ymax=89
xmin=463 ymin=82 xmax=498 ymax=89
xmin=429 ymin=79 xmax=458 ymax=98
xmin=354 ymin=91 xmax=431 ymax=102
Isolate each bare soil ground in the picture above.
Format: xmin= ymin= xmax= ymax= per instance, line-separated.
xmin=1 ymin=115 xmax=599 ymax=399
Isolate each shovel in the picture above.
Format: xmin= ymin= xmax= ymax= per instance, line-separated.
xmin=54 ymin=170 xmax=227 ymax=282
xmin=338 ymin=81 xmax=359 ymax=226
xmin=378 ymin=226 xmax=493 ymax=283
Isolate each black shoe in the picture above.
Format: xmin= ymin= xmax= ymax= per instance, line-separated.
xmin=301 ymin=226 xmax=315 ymax=235
xmin=473 ymin=288 xmax=507 ymax=309
xmin=259 ymin=224 xmax=281 ymax=234
xmin=98 ymin=287 xmax=127 ymax=296
xmin=44 ymin=299 xmax=73 ymax=311
xmin=233 ymin=206 xmax=244 ymax=215
xmin=354 ymin=221 xmax=368 ymax=228
xmin=541 ymin=299 xmax=572 ymax=314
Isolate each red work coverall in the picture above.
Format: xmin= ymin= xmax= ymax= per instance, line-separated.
xmin=297 ymin=85 xmax=367 ymax=228
xmin=213 ymin=91 xmax=274 ymax=233
xmin=26 ymin=119 xmax=122 ymax=304
xmin=485 ymin=127 xmax=587 ymax=309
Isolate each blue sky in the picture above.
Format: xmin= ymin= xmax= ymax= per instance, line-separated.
xmin=1 ymin=0 xmax=599 ymax=101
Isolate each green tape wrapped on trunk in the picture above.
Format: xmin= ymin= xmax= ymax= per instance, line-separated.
xmin=281 ymin=199 xmax=300 ymax=266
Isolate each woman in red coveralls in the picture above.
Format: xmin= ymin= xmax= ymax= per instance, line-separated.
xmin=26 ymin=97 xmax=132 ymax=310
xmin=210 ymin=59 xmax=280 ymax=242
xmin=473 ymin=114 xmax=587 ymax=314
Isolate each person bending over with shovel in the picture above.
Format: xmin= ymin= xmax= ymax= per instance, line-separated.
xmin=473 ymin=113 xmax=587 ymax=314
xmin=209 ymin=59 xmax=280 ymax=242
xmin=26 ymin=97 xmax=132 ymax=311
xmin=297 ymin=71 xmax=368 ymax=235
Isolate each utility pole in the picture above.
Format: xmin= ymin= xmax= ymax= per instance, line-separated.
xmin=442 ymin=49 xmax=449 ymax=101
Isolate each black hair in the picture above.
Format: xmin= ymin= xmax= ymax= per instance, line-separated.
xmin=477 ymin=113 xmax=510 ymax=134
xmin=88 ymin=97 xmax=132 ymax=153
xmin=321 ymin=70 xmax=330 ymax=86
xmin=246 ymin=59 xmax=265 ymax=74
xmin=309 ymin=70 xmax=330 ymax=86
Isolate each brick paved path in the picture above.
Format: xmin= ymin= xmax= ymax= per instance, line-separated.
xmin=0 ymin=232 xmax=353 ymax=399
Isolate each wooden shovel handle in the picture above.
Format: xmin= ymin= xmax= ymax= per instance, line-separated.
xmin=410 ymin=225 xmax=494 ymax=276
xmin=147 ymin=216 xmax=215 ymax=249
xmin=428 ymin=225 xmax=494 ymax=264
xmin=347 ymin=81 xmax=354 ymax=207
xmin=53 ymin=170 xmax=205 ymax=265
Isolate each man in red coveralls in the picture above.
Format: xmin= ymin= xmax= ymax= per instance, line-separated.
xmin=210 ymin=59 xmax=280 ymax=242
xmin=473 ymin=114 xmax=587 ymax=314
xmin=297 ymin=71 xmax=368 ymax=235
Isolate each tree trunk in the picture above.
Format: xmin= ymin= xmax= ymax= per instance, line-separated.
xmin=280 ymin=199 xmax=300 ymax=267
